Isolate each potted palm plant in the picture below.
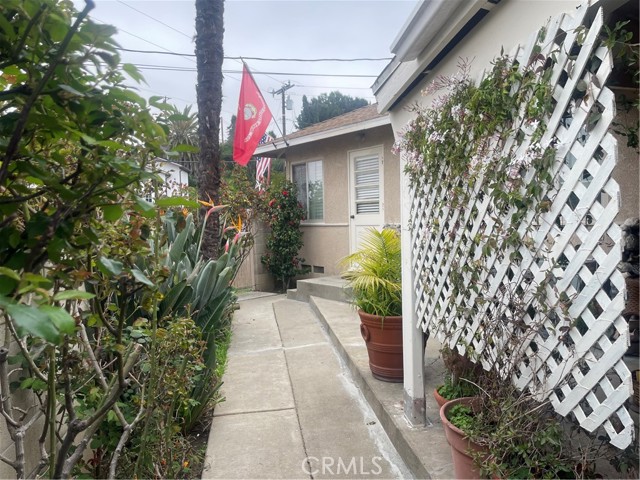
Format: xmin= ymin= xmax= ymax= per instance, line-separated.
xmin=340 ymin=227 xmax=403 ymax=382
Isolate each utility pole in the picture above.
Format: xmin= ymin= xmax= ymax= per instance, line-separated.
xmin=271 ymin=81 xmax=293 ymax=136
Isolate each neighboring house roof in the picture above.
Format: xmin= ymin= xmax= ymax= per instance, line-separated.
xmin=373 ymin=0 xmax=501 ymax=113
xmin=154 ymin=157 xmax=190 ymax=173
xmin=254 ymin=104 xmax=390 ymax=157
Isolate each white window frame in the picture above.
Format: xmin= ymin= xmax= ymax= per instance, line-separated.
xmin=291 ymin=159 xmax=324 ymax=223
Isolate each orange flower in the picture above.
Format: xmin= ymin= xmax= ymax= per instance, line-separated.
xmin=197 ymin=194 xmax=216 ymax=208
xmin=198 ymin=194 xmax=227 ymax=220
xmin=231 ymin=215 xmax=242 ymax=232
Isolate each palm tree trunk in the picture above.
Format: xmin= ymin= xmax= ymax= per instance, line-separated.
xmin=195 ymin=0 xmax=224 ymax=260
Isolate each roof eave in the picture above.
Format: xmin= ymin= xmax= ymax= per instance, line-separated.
xmin=254 ymin=115 xmax=391 ymax=157
xmin=154 ymin=157 xmax=191 ymax=173
xmin=374 ymin=0 xmax=496 ymax=113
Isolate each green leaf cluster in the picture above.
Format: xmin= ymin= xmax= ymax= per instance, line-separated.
xmin=260 ymin=181 xmax=308 ymax=291
xmin=0 ymin=1 xmax=243 ymax=477
xmin=340 ymin=228 xmax=402 ymax=317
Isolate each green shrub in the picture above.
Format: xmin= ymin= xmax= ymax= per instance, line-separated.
xmin=260 ymin=181 xmax=307 ymax=291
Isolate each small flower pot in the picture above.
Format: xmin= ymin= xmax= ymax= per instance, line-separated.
xmin=434 ymin=386 xmax=448 ymax=409
xmin=440 ymin=397 xmax=486 ymax=480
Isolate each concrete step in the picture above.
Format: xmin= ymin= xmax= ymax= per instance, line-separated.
xmin=309 ymin=296 xmax=454 ymax=480
xmin=287 ymin=275 xmax=352 ymax=303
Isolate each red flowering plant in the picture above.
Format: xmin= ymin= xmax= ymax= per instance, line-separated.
xmin=260 ymin=180 xmax=308 ymax=291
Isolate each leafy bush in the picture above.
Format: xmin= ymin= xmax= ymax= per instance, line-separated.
xmin=260 ymin=181 xmax=307 ymax=291
xmin=220 ymin=164 xmax=261 ymax=273
xmin=0 ymin=2 xmax=242 ymax=477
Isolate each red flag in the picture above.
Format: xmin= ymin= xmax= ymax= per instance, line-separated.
xmin=233 ymin=64 xmax=273 ymax=166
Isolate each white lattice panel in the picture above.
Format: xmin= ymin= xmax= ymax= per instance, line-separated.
xmin=410 ymin=5 xmax=633 ymax=448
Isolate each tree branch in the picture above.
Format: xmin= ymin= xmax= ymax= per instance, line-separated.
xmin=108 ymin=393 xmax=146 ymax=479
xmin=11 ymin=4 xmax=47 ymax=65
xmin=78 ymin=324 xmax=126 ymax=425
xmin=3 ymin=313 xmax=47 ymax=382
xmin=0 ymin=347 xmax=25 ymax=478
xmin=54 ymin=345 xmax=141 ymax=479
xmin=0 ymin=0 xmax=96 ymax=185
xmin=0 ymin=86 xmax=32 ymax=99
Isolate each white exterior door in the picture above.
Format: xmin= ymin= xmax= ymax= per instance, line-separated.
xmin=348 ymin=146 xmax=384 ymax=253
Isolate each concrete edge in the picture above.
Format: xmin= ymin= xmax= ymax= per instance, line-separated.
xmin=308 ymin=296 xmax=432 ymax=480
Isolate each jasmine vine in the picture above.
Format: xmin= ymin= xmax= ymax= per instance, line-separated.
xmin=393 ymin=51 xmax=561 ymax=345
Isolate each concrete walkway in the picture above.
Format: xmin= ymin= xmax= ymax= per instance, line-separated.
xmin=202 ymin=293 xmax=414 ymax=479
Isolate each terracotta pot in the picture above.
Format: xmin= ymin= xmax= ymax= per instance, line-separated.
xmin=434 ymin=386 xmax=448 ymax=409
xmin=358 ymin=310 xmax=403 ymax=382
xmin=440 ymin=397 xmax=486 ymax=480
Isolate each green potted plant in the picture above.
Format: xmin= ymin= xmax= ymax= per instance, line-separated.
xmin=440 ymin=396 xmax=486 ymax=479
xmin=340 ymin=227 xmax=403 ymax=382
xmin=440 ymin=383 xmax=579 ymax=480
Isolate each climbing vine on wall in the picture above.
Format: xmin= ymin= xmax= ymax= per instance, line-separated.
xmin=395 ymin=51 xmax=558 ymax=324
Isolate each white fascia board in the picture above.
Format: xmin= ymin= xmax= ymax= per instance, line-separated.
xmin=375 ymin=0 xmax=491 ymax=113
xmin=390 ymin=0 xmax=467 ymax=62
xmin=253 ymin=115 xmax=391 ymax=156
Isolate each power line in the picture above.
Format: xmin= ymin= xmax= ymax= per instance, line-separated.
xmin=115 ymin=0 xmax=193 ymax=40
xmin=135 ymin=86 xmax=196 ymax=105
xmin=115 ymin=47 xmax=391 ymax=63
xmin=125 ymin=64 xmax=379 ymax=78
xmin=92 ymin=17 xmax=197 ymax=64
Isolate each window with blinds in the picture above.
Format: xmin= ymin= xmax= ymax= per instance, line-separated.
xmin=354 ymin=154 xmax=379 ymax=214
xmin=292 ymin=160 xmax=323 ymax=221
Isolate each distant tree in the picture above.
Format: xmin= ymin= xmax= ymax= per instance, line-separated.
xmin=295 ymin=91 xmax=369 ymax=130
xmin=159 ymin=104 xmax=199 ymax=177
xmin=221 ymin=115 xmax=235 ymax=166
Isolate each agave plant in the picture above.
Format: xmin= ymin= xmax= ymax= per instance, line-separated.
xmin=128 ymin=210 xmax=244 ymax=430
xmin=340 ymin=228 xmax=402 ymax=318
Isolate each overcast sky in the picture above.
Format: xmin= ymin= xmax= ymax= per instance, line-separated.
xmin=76 ymin=0 xmax=419 ymax=137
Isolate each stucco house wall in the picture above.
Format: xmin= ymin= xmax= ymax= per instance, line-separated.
xmin=384 ymin=0 xmax=637 ymax=223
xmin=290 ymin=124 xmax=400 ymax=277
xmin=387 ymin=0 xmax=582 ymax=130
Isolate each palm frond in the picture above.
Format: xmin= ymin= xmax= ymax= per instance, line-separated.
xmin=340 ymin=228 xmax=402 ymax=317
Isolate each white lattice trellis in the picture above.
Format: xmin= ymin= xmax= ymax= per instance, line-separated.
xmin=410 ymin=5 xmax=634 ymax=448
